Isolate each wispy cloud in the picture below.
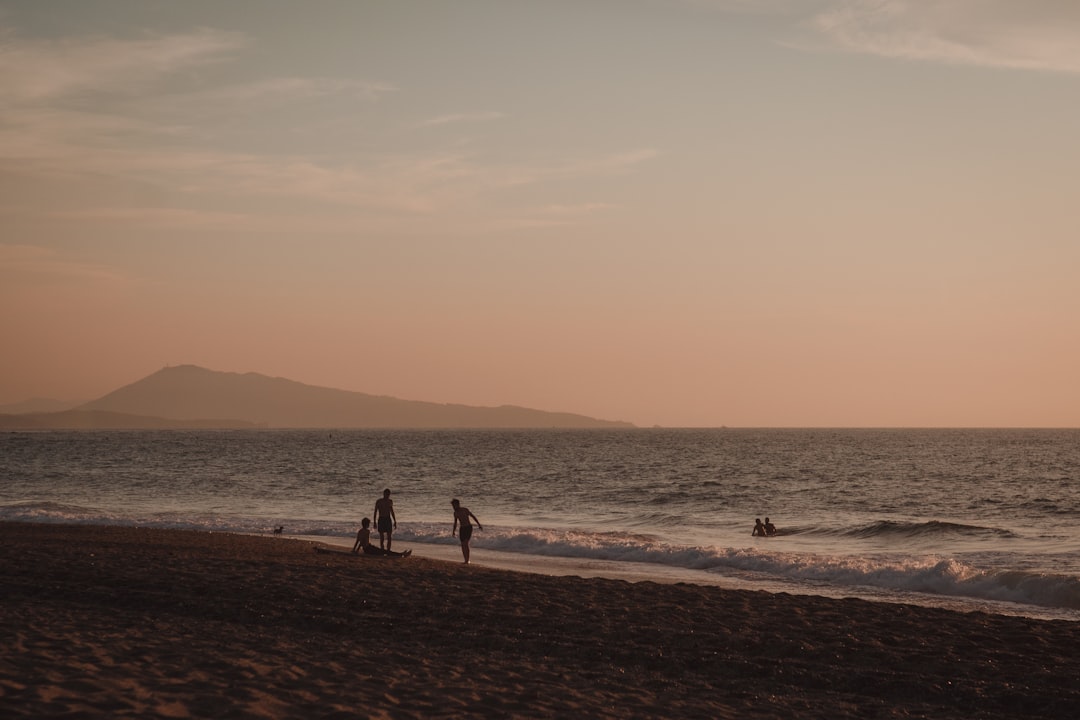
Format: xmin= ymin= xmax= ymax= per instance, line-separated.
xmin=416 ymin=112 xmax=506 ymax=128
xmin=0 ymin=26 xmax=246 ymax=162
xmin=509 ymin=202 xmax=618 ymax=229
xmin=691 ymin=1 xmax=1080 ymax=74
xmin=811 ymin=0 xmax=1080 ymax=74
xmin=542 ymin=203 xmax=617 ymax=216
xmin=680 ymin=0 xmax=807 ymax=14
xmin=0 ymin=244 xmax=128 ymax=285
xmin=142 ymin=77 xmax=398 ymax=120
xmin=0 ymin=25 xmax=393 ymax=151
xmin=0 ymin=25 xmax=405 ymax=214
xmin=0 ymin=27 xmax=247 ymax=102
xmin=557 ymin=149 xmax=660 ymax=178
xmin=0 ymin=23 xmax=655 ymax=232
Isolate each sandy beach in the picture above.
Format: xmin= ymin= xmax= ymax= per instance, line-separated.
xmin=2 ymin=523 xmax=1079 ymax=719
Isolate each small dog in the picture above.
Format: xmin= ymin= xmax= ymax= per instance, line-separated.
xmin=273 ymin=526 xmax=284 ymax=535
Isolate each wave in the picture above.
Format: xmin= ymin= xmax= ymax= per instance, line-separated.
xmin=789 ymin=519 xmax=1018 ymax=541
xmin=5 ymin=503 xmax=1078 ymax=615
xmin=398 ymin=523 xmax=1080 ymax=613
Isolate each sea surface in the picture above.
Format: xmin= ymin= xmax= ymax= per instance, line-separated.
xmin=3 ymin=428 xmax=1079 ymax=621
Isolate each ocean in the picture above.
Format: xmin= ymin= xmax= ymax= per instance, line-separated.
xmin=3 ymin=428 xmax=1079 ymax=622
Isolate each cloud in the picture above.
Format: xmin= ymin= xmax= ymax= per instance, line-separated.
xmin=679 ymin=0 xmax=806 ymax=14
xmin=498 ymin=202 xmax=618 ymax=230
xmin=0 ymin=27 xmax=247 ymax=102
xmin=0 ymin=26 xmax=248 ymax=163
xmin=0 ymin=25 xmax=394 ymax=152
xmin=689 ymin=1 xmax=1080 ymax=74
xmin=416 ymin=112 xmax=506 ymax=128
xmin=0 ymin=25 xmax=406 ymax=213
xmin=542 ymin=203 xmax=617 ymax=216
xmin=558 ymin=148 xmax=660 ymax=178
xmin=601 ymin=148 xmax=661 ymax=169
xmin=0 ymin=244 xmax=128 ymax=285
xmin=811 ymin=0 xmax=1080 ymax=74
xmin=0 ymin=24 xmax=656 ymax=233
xmin=145 ymin=77 xmax=397 ymax=119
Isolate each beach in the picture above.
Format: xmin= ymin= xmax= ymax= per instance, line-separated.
xmin=2 ymin=523 xmax=1079 ymax=719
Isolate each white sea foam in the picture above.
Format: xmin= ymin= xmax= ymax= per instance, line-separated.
xmin=394 ymin=523 xmax=1080 ymax=614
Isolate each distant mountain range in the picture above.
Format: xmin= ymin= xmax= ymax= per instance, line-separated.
xmin=0 ymin=397 xmax=80 ymax=415
xmin=0 ymin=365 xmax=633 ymax=430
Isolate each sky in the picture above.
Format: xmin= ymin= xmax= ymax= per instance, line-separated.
xmin=2 ymin=0 xmax=1079 ymax=428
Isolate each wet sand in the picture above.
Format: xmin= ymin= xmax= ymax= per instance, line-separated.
xmin=2 ymin=522 xmax=1079 ymax=719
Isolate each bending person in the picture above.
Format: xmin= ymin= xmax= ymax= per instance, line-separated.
xmin=451 ymin=498 xmax=482 ymax=564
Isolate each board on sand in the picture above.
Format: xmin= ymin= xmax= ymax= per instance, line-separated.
xmin=313 ymin=545 xmax=412 ymax=558
xmin=313 ymin=545 xmax=356 ymax=556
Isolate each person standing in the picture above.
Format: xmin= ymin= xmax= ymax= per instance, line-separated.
xmin=373 ymin=488 xmax=397 ymax=551
xmin=451 ymin=498 xmax=482 ymax=564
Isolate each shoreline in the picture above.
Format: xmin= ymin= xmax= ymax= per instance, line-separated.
xmin=308 ymin=534 xmax=1080 ymax=623
xmin=306 ymin=534 xmax=754 ymax=587
xmin=4 ymin=521 xmax=1080 ymax=718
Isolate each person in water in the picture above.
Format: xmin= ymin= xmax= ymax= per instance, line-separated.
xmin=764 ymin=517 xmax=777 ymax=536
xmin=451 ymin=498 xmax=482 ymax=564
xmin=752 ymin=518 xmax=768 ymax=537
xmin=373 ymin=488 xmax=397 ymax=551
xmin=352 ymin=518 xmax=411 ymax=557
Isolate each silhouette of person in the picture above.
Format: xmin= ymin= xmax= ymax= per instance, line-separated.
xmin=352 ymin=518 xmax=411 ymax=557
xmin=373 ymin=488 xmax=397 ymax=551
xmin=451 ymin=498 xmax=482 ymax=564
xmin=764 ymin=517 xmax=777 ymax=536
xmin=752 ymin=518 xmax=767 ymax=537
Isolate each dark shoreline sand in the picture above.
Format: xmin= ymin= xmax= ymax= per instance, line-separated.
xmin=3 ymin=523 xmax=1079 ymax=719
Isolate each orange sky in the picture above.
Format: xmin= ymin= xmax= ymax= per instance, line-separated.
xmin=2 ymin=1 xmax=1079 ymax=427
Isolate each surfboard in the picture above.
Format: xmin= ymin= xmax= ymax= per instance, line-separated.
xmin=313 ymin=545 xmax=412 ymax=558
xmin=313 ymin=545 xmax=356 ymax=556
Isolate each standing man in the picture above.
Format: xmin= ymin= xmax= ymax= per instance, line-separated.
xmin=451 ymin=498 xmax=482 ymax=564
xmin=373 ymin=488 xmax=397 ymax=552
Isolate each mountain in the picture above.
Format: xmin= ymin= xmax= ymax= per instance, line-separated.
xmin=0 ymin=410 xmax=262 ymax=431
xmin=61 ymin=365 xmax=633 ymax=429
xmin=0 ymin=398 xmax=79 ymax=414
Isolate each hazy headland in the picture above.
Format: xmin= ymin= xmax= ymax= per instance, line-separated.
xmin=0 ymin=365 xmax=633 ymax=430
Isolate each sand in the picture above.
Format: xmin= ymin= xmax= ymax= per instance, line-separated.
xmin=2 ymin=523 xmax=1079 ymax=719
